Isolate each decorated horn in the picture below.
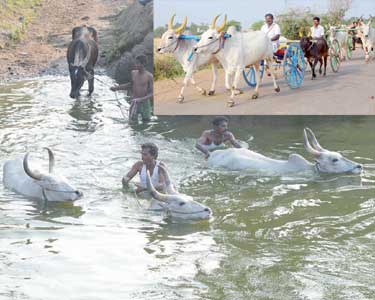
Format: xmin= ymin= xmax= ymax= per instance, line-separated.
xmin=217 ymin=14 xmax=227 ymax=33
xmin=44 ymin=147 xmax=55 ymax=173
xmin=305 ymin=128 xmax=324 ymax=152
xmin=210 ymin=14 xmax=220 ymax=29
xmin=168 ymin=14 xmax=176 ymax=31
xmin=175 ymin=16 xmax=188 ymax=34
xmin=303 ymin=129 xmax=321 ymax=157
xmin=23 ymin=153 xmax=42 ymax=181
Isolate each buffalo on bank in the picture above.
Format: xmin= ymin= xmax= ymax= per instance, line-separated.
xmin=67 ymin=26 xmax=99 ymax=99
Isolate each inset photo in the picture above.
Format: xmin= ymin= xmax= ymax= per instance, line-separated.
xmin=154 ymin=0 xmax=375 ymax=115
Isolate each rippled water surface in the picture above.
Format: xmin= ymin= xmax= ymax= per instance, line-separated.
xmin=1 ymin=76 xmax=375 ymax=300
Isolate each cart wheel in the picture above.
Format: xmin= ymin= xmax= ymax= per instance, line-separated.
xmin=330 ymin=39 xmax=341 ymax=73
xmin=347 ymin=37 xmax=353 ymax=59
xmin=242 ymin=62 xmax=265 ymax=88
xmin=283 ymin=44 xmax=305 ymax=89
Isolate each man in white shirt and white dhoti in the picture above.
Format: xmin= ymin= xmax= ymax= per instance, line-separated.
xmin=311 ymin=16 xmax=325 ymax=39
xmin=261 ymin=13 xmax=281 ymax=53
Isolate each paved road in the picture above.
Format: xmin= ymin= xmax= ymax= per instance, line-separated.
xmin=154 ymin=51 xmax=375 ymax=115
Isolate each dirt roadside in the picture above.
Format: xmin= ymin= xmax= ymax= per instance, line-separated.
xmin=0 ymin=0 xmax=127 ymax=81
xmin=154 ymin=51 xmax=375 ymax=115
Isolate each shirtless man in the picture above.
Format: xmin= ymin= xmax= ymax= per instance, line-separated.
xmin=110 ymin=54 xmax=153 ymax=122
xmin=122 ymin=143 xmax=167 ymax=193
xmin=196 ymin=116 xmax=242 ymax=159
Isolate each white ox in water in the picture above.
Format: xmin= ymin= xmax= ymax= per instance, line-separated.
xmin=357 ymin=17 xmax=375 ymax=62
xmin=3 ymin=148 xmax=82 ymax=202
xmin=208 ymin=128 xmax=363 ymax=175
xmin=194 ymin=15 xmax=280 ymax=106
xmin=146 ymin=166 xmax=212 ymax=220
xmin=328 ymin=26 xmax=349 ymax=60
xmin=157 ymin=15 xmax=225 ymax=103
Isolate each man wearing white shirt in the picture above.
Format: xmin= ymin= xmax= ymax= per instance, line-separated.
xmin=311 ymin=17 xmax=325 ymax=39
xmin=261 ymin=13 xmax=281 ymax=53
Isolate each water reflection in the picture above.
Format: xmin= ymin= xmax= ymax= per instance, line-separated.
xmin=68 ymin=98 xmax=104 ymax=132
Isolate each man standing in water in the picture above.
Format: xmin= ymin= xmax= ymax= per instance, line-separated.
xmin=122 ymin=143 xmax=168 ymax=193
xmin=110 ymin=54 xmax=153 ymax=123
xmin=196 ymin=116 xmax=242 ymax=159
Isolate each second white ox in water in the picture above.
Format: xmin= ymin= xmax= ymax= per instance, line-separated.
xmin=146 ymin=165 xmax=212 ymax=220
xmin=3 ymin=148 xmax=82 ymax=202
xmin=208 ymin=128 xmax=363 ymax=175
xmin=157 ymin=15 xmax=225 ymax=103
xmin=194 ymin=15 xmax=280 ymax=105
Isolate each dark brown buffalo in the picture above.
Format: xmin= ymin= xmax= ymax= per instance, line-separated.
xmin=300 ymin=37 xmax=329 ymax=79
xmin=67 ymin=26 xmax=98 ymax=99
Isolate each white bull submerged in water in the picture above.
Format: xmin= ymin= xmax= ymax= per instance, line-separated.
xmin=146 ymin=166 xmax=212 ymax=220
xmin=208 ymin=128 xmax=363 ymax=174
xmin=3 ymin=148 xmax=82 ymax=202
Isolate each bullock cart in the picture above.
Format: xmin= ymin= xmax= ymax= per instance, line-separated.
xmin=243 ymin=41 xmax=305 ymax=89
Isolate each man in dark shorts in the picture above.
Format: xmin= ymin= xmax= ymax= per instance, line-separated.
xmin=110 ymin=54 xmax=153 ymax=123
xmin=196 ymin=116 xmax=242 ymax=159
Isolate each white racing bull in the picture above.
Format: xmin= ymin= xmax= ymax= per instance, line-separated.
xmin=157 ymin=15 xmax=225 ymax=103
xmin=3 ymin=148 xmax=82 ymax=202
xmin=357 ymin=17 xmax=375 ymax=62
xmin=194 ymin=15 xmax=280 ymax=106
xmin=146 ymin=165 xmax=212 ymax=220
xmin=208 ymin=128 xmax=363 ymax=175
xmin=328 ymin=25 xmax=349 ymax=60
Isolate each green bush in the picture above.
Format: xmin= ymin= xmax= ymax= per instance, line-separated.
xmin=154 ymin=54 xmax=184 ymax=81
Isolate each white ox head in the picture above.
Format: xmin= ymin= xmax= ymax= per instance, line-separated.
xmin=18 ymin=148 xmax=82 ymax=201
xmin=194 ymin=14 xmax=227 ymax=54
xmin=303 ymin=128 xmax=362 ymax=174
xmin=146 ymin=166 xmax=212 ymax=220
xmin=358 ymin=17 xmax=373 ymax=38
xmin=157 ymin=14 xmax=188 ymax=54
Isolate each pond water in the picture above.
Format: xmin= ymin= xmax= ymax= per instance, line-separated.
xmin=1 ymin=76 xmax=375 ymax=299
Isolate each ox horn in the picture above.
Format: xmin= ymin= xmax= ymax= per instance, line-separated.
xmin=44 ymin=147 xmax=55 ymax=173
xmin=146 ymin=170 xmax=174 ymax=203
xmin=303 ymin=129 xmax=321 ymax=157
xmin=210 ymin=14 xmax=221 ymax=29
xmin=305 ymin=128 xmax=325 ymax=152
xmin=23 ymin=153 xmax=42 ymax=181
xmin=217 ymin=14 xmax=227 ymax=33
xmin=175 ymin=16 xmax=188 ymax=34
xmin=168 ymin=14 xmax=176 ymax=31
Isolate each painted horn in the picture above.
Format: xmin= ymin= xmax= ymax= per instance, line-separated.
xmin=168 ymin=14 xmax=176 ymax=31
xmin=210 ymin=14 xmax=220 ymax=29
xmin=44 ymin=147 xmax=55 ymax=173
xmin=23 ymin=153 xmax=42 ymax=181
xmin=146 ymin=170 xmax=174 ymax=202
xmin=217 ymin=14 xmax=227 ymax=33
xmin=175 ymin=16 xmax=187 ymax=34
xmin=303 ymin=129 xmax=321 ymax=157
xmin=305 ymin=128 xmax=325 ymax=152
